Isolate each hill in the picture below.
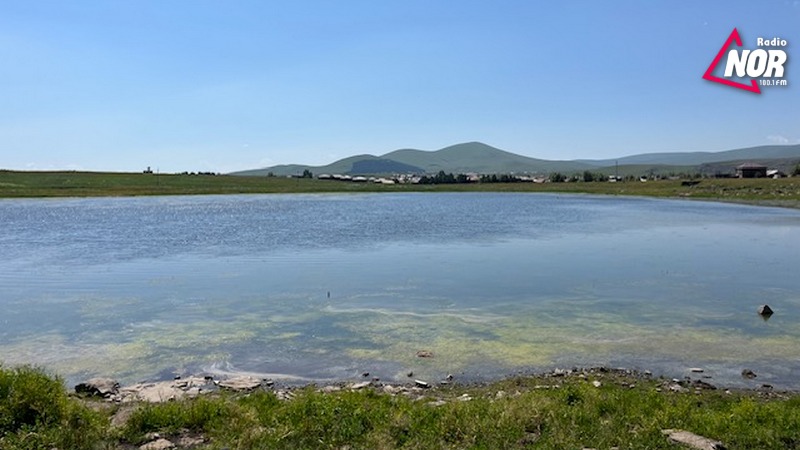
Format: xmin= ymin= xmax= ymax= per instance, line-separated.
xmin=233 ymin=142 xmax=591 ymax=176
xmin=231 ymin=142 xmax=800 ymax=177
xmin=578 ymin=144 xmax=800 ymax=167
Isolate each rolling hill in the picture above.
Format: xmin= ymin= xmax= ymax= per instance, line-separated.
xmin=233 ymin=142 xmax=592 ymax=176
xmin=231 ymin=142 xmax=800 ymax=177
xmin=578 ymin=144 xmax=800 ymax=167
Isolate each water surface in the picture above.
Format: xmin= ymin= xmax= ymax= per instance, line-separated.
xmin=1 ymin=193 xmax=799 ymax=388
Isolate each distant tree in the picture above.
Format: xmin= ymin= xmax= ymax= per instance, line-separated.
xmin=301 ymin=169 xmax=313 ymax=178
xmin=549 ymin=172 xmax=566 ymax=183
xmin=582 ymin=170 xmax=594 ymax=182
xmin=266 ymin=171 xmax=275 ymax=177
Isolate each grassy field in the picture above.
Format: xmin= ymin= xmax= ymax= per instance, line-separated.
xmin=1 ymin=365 xmax=799 ymax=449
xmin=1 ymin=170 xmax=800 ymax=207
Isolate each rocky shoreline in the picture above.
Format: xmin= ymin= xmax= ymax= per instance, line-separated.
xmin=74 ymin=365 xmax=790 ymax=406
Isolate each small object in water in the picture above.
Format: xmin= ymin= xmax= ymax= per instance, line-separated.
xmin=758 ymin=304 xmax=773 ymax=316
xmin=362 ymin=372 xmax=370 ymax=378
xmin=407 ymin=371 xmax=414 ymax=377
xmin=446 ymin=373 xmax=454 ymax=381
xmin=416 ymin=350 xmax=433 ymax=358
xmin=742 ymin=369 xmax=757 ymax=379
xmin=327 ymin=291 xmax=330 ymax=298
xmin=690 ymin=368 xmax=704 ymax=373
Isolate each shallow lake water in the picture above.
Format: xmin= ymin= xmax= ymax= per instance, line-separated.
xmin=1 ymin=193 xmax=799 ymax=388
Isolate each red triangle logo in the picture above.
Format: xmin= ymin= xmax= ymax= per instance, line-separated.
xmin=703 ymin=28 xmax=761 ymax=94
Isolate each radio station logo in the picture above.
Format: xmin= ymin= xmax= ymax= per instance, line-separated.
xmin=703 ymin=28 xmax=788 ymax=94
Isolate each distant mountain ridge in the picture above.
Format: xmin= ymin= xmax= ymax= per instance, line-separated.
xmin=578 ymin=144 xmax=800 ymax=167
xmin=231 ymin=142 xmax=800 ymax=177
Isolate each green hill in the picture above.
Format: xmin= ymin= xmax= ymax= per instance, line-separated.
xmin=232 ymin=142 xmax=591 ymax=176
xmin=231 ymin=142 xmax=800 ymax=177
xmin=580 ymin=144 xmax=800 ymax=167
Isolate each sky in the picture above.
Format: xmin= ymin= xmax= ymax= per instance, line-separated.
xmin=1 ymin=1 xmax=798 ymax=173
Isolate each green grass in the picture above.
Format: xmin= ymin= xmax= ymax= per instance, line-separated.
xmin=1 ymin=170 xmax=800 ymax=208
xmin=0 ymin=365 xmax=106 ymax=450
xmin=2 ymin=365 xmax=800 ymax=449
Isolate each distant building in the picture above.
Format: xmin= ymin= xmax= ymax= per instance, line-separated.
xmin=736 ymin=163 xmax=767 ymax=178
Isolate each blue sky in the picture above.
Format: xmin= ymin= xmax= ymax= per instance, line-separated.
xmin=1 ymin=1 xmax=798 ymax=173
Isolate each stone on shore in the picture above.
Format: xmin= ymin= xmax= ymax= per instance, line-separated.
xmin=139 ymin=438 xmax=176 ymax=450
xmin=75 ymin=377 xmax=119 ymax=398
xmin=117 ymin=376 xmax=209 ymax=403
xmin=416 ymin=350 xmax=433 ymax=358
xmin=217 ymin=376 xmax=262 ymax=391
xmin=349 ymin=381 xmax=371 ymax=390
xmin=662 ymin=429 xmax=727 ymax=450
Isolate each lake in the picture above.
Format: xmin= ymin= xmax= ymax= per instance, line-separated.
xmin=1 ymin=193 xmax=799 ymax=388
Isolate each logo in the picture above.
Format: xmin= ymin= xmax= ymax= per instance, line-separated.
xmin=703 ymin=28 xmax=788 ymax=94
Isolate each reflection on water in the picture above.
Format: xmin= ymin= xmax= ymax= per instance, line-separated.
xmin=1 ymin=193 xmax=799 ymax=388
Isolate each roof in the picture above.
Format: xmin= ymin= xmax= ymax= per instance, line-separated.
xmin=736 ymin=163 xmax=767 ymax=169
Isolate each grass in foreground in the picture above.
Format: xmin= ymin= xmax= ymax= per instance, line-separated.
xmin=2 ymin=365 xmax=800 ymax=449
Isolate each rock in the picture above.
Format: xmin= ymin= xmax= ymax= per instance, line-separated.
xmin=120 ymin=382 xmax=185 ymax=403
xmin=349 ymin=381 xmax=371 ymax=390
xmin=458 ymin=393 xmax=472 ymax=402
xmin=690 ymin=368 xmax=704 ymax=373
xmin=139 ymin=438 xmax=176 ymax=450
xmin=427 ymin=399 xmax=447 ymax=407
xmin=320 ymin=385 xmax=341 ymax=393
xmin=406 ymin=371 xmax=414 ymax=377
xmin=275 ymin=390 xmax=295 ymax=401
xmin=592 ymin=380 xmax=602 ymax=388
xmin=119 ymin=376 xmax=209 ymax=403
xmin=176 ymin=435 xmax=205 ymax=447
xmin=662 ymin=429 xmax=727 ymax=450
xmin=361 ymin=372 xmax=370 ymax=377
xmin=383 ymin=385 xmax=402 ymax=395
xmin=414 ymin=379 xmax=431 ymax=389
xmin=668 ymin=383 xmax=688 ymax=393
xmin=110 ymin=406 xmax=137 ymax=428
xmin=445 ymin=373 xmax=454 ymax=381
xmin=75 ymin=378 xmax=119 ymax=398
xmin=757 ymin=304 xmax=773 ymax=316
xmin=416 ymin=350 xmax=433 ymax=358
xmin=218 ymin=376 xmax=262 ymax=391
xmin=692 ymin=379 xmax=716 ymax=390
xmin=741 ymin=369 xmax=757 ymax=379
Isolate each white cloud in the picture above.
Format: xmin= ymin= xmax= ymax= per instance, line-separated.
xmin=767 ymin=135 xmax=790 ymax=144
